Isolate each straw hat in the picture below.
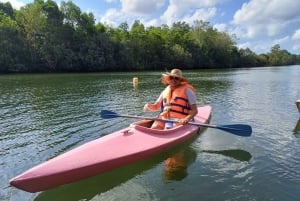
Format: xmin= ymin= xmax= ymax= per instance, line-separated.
xmin=162 ymin=69 xmax=187 ymax=82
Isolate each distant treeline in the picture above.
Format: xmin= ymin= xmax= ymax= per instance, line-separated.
xmin=1 ymin=0 xmax=300 ymax=73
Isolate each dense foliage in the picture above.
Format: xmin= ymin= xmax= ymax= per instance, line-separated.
xmin=1 ymin=0 xmax=299 ymax=73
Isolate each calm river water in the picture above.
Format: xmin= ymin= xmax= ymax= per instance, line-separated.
xmin=1 ymin=66 xmax=300 ymax=201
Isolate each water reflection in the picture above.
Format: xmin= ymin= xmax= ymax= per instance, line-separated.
xmin=164 ymin=148 xmax=197 ymax=181
xmin=201 ymin=149 xmax=252 ymax=162
xmin=293 ymin=119 xmax=300 ymax=138
xmin=163 ymin=148 xmax=252 ymax=182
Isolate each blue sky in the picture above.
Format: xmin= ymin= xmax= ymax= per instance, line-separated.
xmin=2 ymin=0 xmax=300 ymax=54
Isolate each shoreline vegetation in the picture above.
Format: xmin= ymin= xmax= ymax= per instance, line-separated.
xmin=1 ymin=1 xmax=300 ymax=74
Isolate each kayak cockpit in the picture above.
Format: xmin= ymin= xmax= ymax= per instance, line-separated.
xmin=129 ymin=119 xmax=186 ymax=135
xmin=132 ymin=119 xmax=154 ymax=128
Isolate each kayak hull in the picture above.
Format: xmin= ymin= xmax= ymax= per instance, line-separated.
xmin=10 ymin=105 xmax=212 ymax=192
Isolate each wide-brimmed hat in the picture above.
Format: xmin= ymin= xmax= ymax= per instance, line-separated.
xmin=162 ymin=69 xmax=187 ymax=81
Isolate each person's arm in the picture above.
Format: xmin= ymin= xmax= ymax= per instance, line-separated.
xmin=180 ymin=89 xmax=198 ymax=124
xmin=144 ymin=94 xmax=162 ymax=112
xmin=181 ymin=104 xmax=198 ymax=124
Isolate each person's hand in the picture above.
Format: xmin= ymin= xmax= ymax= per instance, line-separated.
xmin=180 ymin=117 xmax=190 ymax=124
xmin=144 ymin=103 xmax=159 ymax=112
xmin=143 ymin=103 xmax=149 ymax=112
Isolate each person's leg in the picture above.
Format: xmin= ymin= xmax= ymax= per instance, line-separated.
xmin=151 ymin=120 xmax=165 ymax=130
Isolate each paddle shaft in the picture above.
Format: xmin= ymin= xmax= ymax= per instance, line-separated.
xmin=100 ymin=110 xmax=252 ymax=137
xmin=112 ymin=114 xmax=221 ymax=129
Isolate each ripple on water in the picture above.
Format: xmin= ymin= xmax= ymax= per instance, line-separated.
xmin=94 ymin=180 xmax=158 ymax=201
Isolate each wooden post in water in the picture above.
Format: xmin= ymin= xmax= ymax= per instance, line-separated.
xmin=296 ymin=100 xmax=300 ymax=113
xmin=133 ymin=77 xmax=138 ymax=88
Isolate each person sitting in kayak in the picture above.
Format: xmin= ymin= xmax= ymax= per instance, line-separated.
xmin=144 ymin=68 xmax=198 ymax=130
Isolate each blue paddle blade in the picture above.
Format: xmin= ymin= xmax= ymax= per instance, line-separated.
xmin=217 ymin=124 xmax=252 ymax=137
xmin=100 ymin=110 xmax=120 ymax=119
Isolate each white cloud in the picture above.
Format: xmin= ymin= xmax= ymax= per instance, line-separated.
xmin=292 ymin=29 xmax=300 ymax=40
xmin=169 ymin=0 xmax=226 ymax=8
xmin=0 ymin=0 xmax=24 ymax=9
xmin=292 ymin=43 xmax=300 ymax=51
xmin=272 ymin=36 xmax=289 ymax=45
xmin=181 ymin=8 xmax=217 ymax=25
xmin=237 ymin=41 xmax=252 ymax=50
xmin=238 ymin=40 xmax=273 ymax=54
xmin=121 ymin=0 xmax=166 ymax=15
xmin=252 ymin=41 xmax=273 ymax=53
xmin=100 ymin=8 xmax=129 ymax=27
xmin=161 ymin=0 xmax=223 ymax=25
xmin=143 ymin=18 xmax=160 ymax=27
xmin=232 ymin=0 xmax=300 ymax=38
xmin=214 ymin=23 xmax=227 ymax=32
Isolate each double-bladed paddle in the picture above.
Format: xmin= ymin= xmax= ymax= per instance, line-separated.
xmin=100 ymin=110 xmax=252 ymax=137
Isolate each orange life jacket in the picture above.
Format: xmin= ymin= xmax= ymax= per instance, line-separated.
xmin=160 ymin=83 xmax=195 ymax=119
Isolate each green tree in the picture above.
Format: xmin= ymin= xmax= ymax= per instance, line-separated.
xmin=127 ymin=20 xmax=146 ymax=70
xmin=1 ymin=0 xmax=299 ymax=73
xmin=239 ymin=48 xmax=258 ymax=67
xmin=0 ymin=2 xmax=30 ymax=72
xmin=39 ymin=0 xmax=65 ymax=71
xmin=269 ymin=44 xmax=281 ymax=66
xmin=144 ymin=26 xmax=168 ymax=69
xmin=16 ymin=1 xmax=47 ymax=71
xmin=267 ymin=44 xmax=295 ymax=66
xmin=0 ymin=1 xmax=14 ymax=18
xmin=191 ymin=20 xmax=217 ymax=68
xmin=60 ymin=0 xmax=81 ymax=28
xmin=168 ymin=22 xmax=193 ymax=68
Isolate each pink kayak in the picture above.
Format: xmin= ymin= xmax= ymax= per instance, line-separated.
xmin=10 ymin=105 xmax=212 ymax=192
